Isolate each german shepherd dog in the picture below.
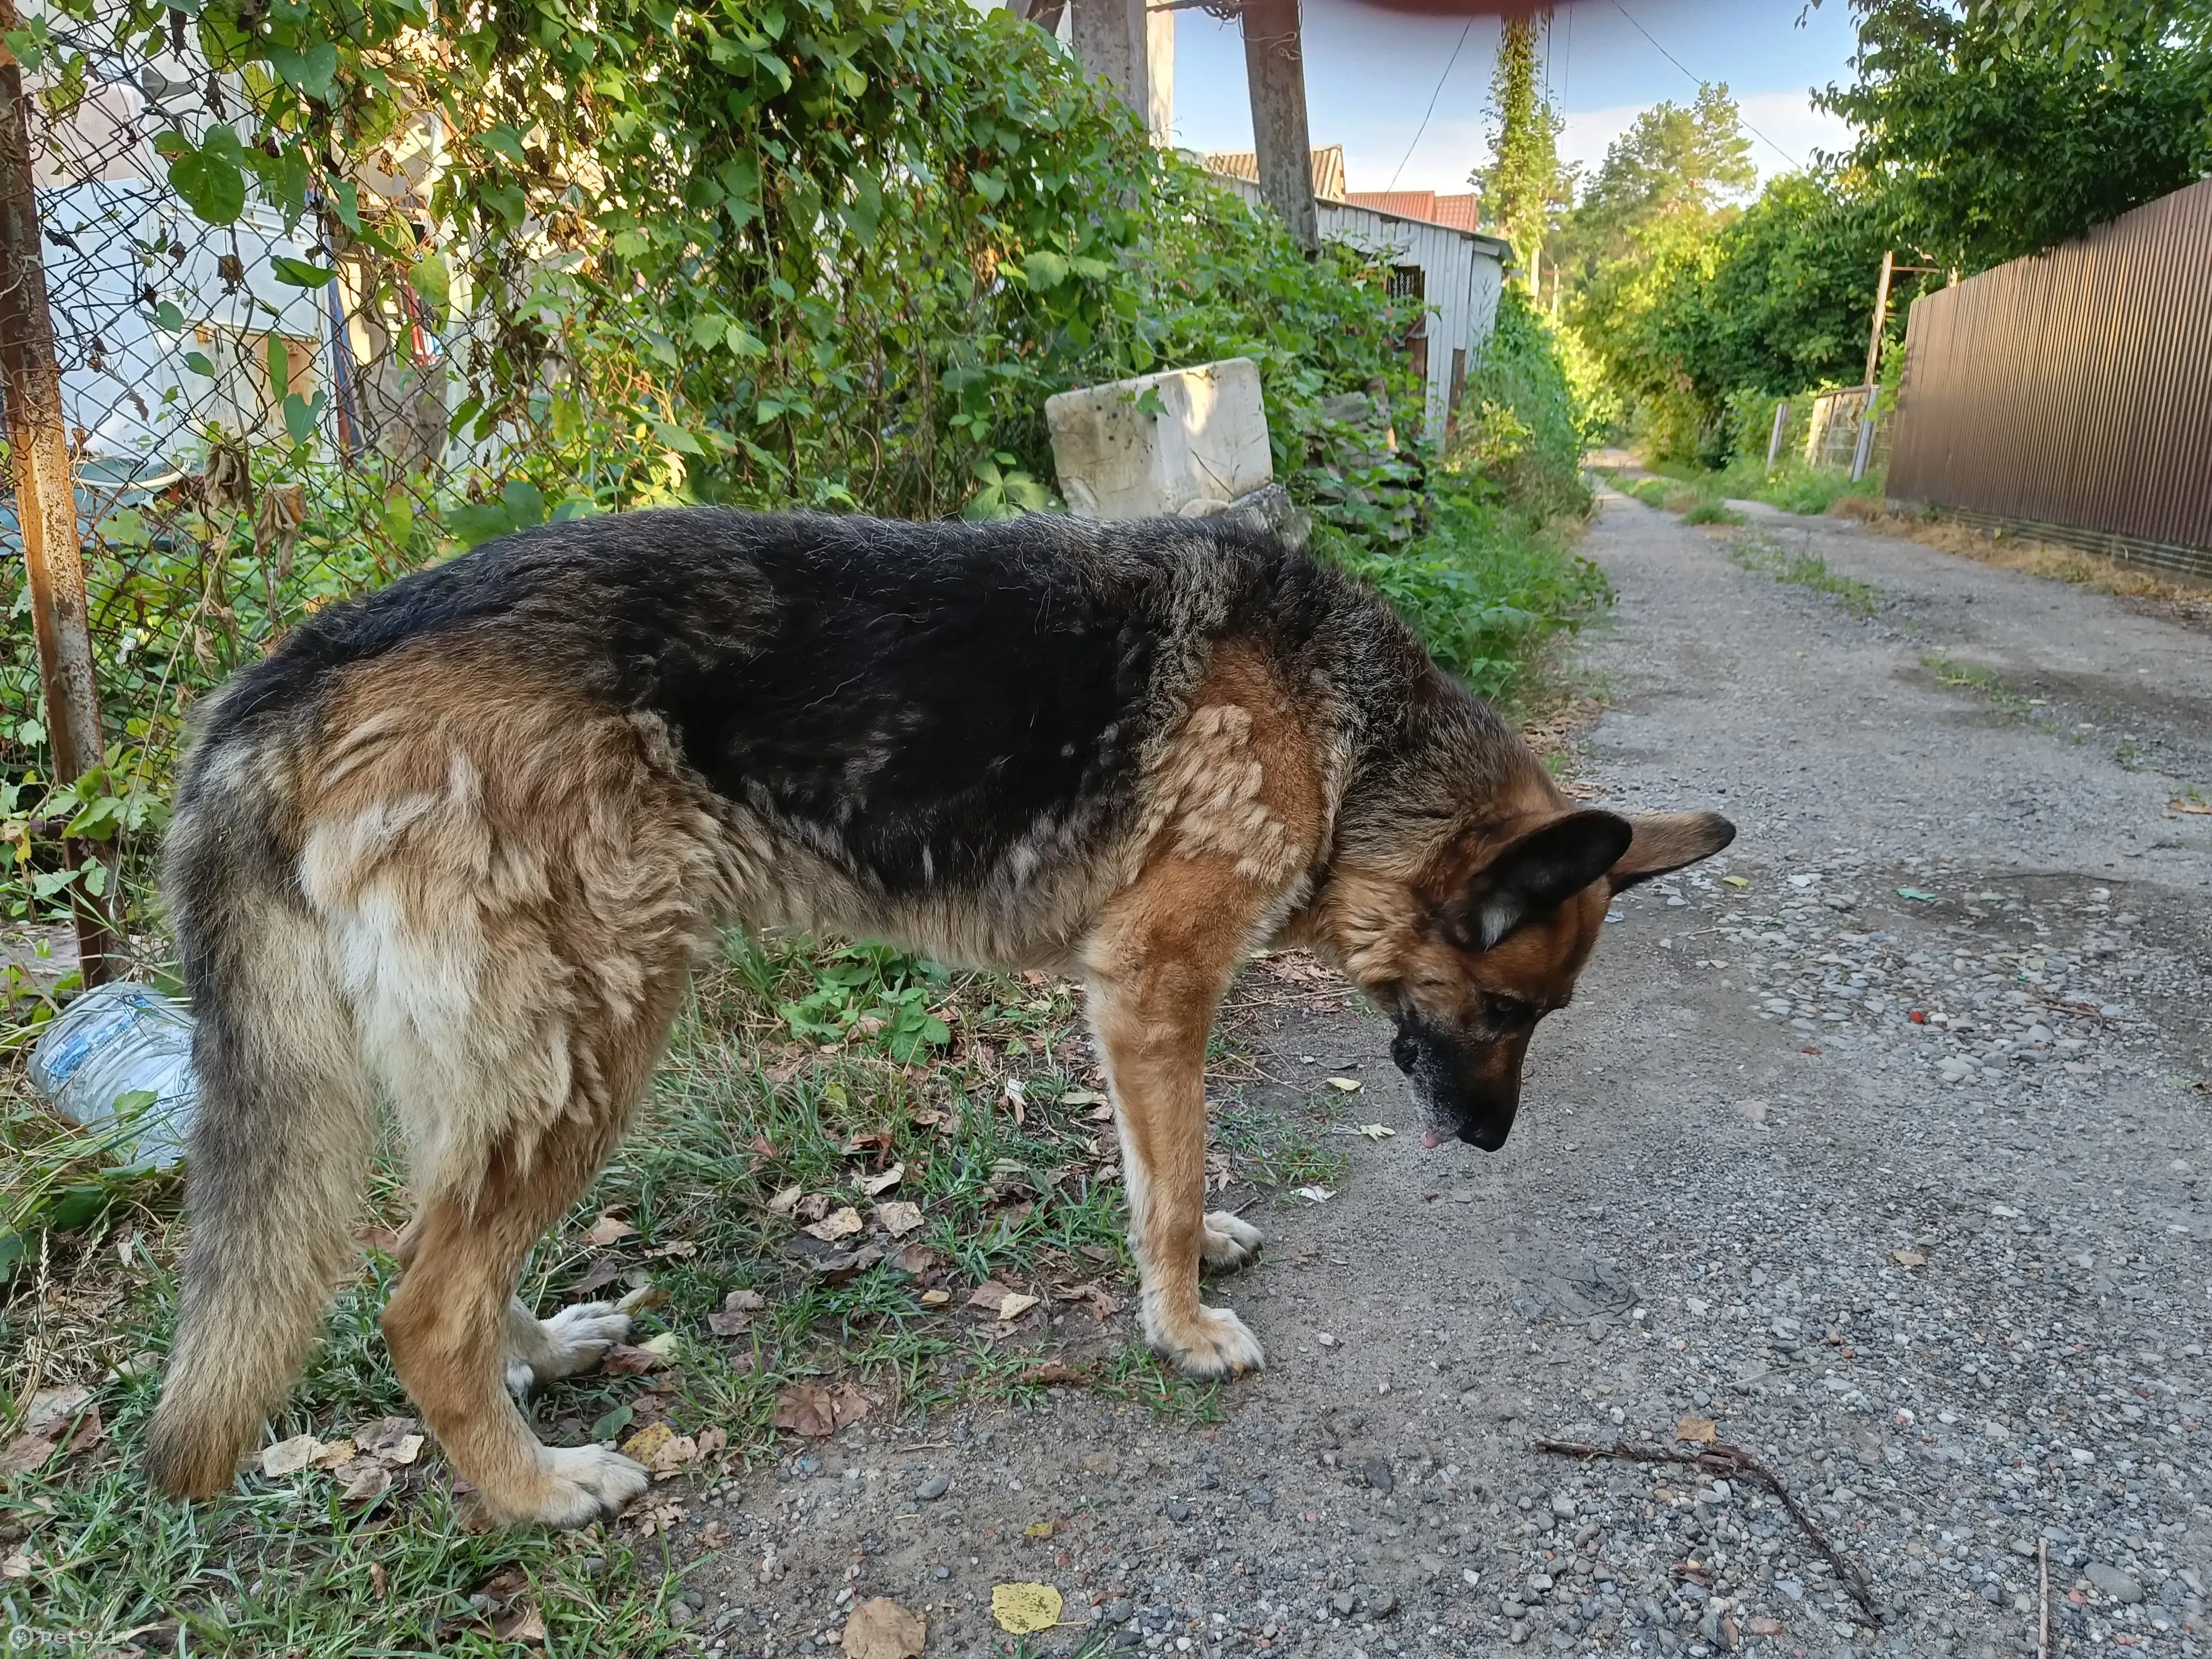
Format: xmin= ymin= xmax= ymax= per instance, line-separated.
xmin=146 ymin=509 xmax=1731 ymax=1526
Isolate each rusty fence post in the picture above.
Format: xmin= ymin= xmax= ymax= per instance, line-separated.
xmin=1 ymin=14 xmax=121 ymax=987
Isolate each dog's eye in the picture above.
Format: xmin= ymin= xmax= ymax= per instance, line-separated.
xmin=1482 ymin=993 xmax=1536 ymax=1027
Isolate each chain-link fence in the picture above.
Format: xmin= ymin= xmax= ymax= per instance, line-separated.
xmin=3 ymin=0 xmax=516 ymax=995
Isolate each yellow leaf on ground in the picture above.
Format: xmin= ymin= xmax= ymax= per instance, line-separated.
xmin=1326 ymin=1077 xmax=1361 ymax=1092
xmin=261 ymin=1434 xmax=321 ymax=1478
xmin=804 ymin=1206 xmax=865 ymax=1242
xmin=1059 ymin=1090 xmax=1107 ymax=1107
xmin=1357 ymin=1122 xmax=1395 ymax=1139
xmin=991 ymin=1581 xmax=1063 ymax=1635
xmin=920 ymin=1288 xmax=951 ymax=1306
xmin=582 ymin=1212 xmax=635 ymax=1247
xmin=1721 ymin=875 xmax=1750 ymax=887
xmin=996 ymin=1292 xmax=1042 ymax=1321
xmin=1675 ymin=1415 xmax=1719 ymax=1445
xmin=1024 ymin=1519 xmax=1057 ymax=1539
xmin=639 ymin=1332 xmax=680 ymax=1358
xmin=875 ymin=1200 xmax=923 ymax=1237
xmin=842 ymin=1596 xmax=927 ymax=1659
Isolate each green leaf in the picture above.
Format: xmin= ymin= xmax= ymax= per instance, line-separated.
xmin=499 ymin=480 xmax=546 ymax=527
xmin=330 ymin=178 xmax=361 ymax=233
xmin=477 ymin=123 xmax=528 ymax=166
xmin=282 ymin=389 xmax=326 ymax=444
xmin=168 ymin=144 xmax=246 ymax=225
xmin=270 ymin=255 xmax=335 ymax=288
xmin=446 ymin=502 xmax=514 ymax=549
xmin=267 ymin=40 xmax=338 ymax=98
xmin=652 ymin=421 xmax=704 ymax=456
xmin=183 ymin=350 xmax=215 ymax=377
xmin=1019 ymin=249 xmax=1068 ymax=289
xmin=1133 ymin=386 xmax=1168 ymax=419
xmin=153 ymin=300 xmax=185 ymax=331
xmin=408 ymin=252 xmax=450 ymax=325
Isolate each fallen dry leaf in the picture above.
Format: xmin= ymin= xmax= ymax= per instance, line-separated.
xmin=889 ymin=1244 xmax=936 ymax=1274
xmin=874 ymin=1200 xmax=923 ymax=1238
xmin=582 ymin=1212 xmax=636 ymax=1249
xmin=311 ymin=1438 xmax=357 ymax=1471
xmin=1356 ymin=1122 xmax=1395 ymax=1139
xmin=1294 ymin=1186 xmax=1336 ymax=1204
xmin=1326 ymin=1076 xmax=1361 ymax=1093
xmin=355 ymin=1416 xmax=424 ymax=1465
xmin=1024 ymin=1519 xmax=1057 ymax=1539
xmin=602 ymin=1344 xmax=671 ymax=1376
xmin=334 ymin=1460 xmax=394 ymax=1504
xmin=966 ymin=1280 xmax=1014 ymax=1313
xmin=623 ymin=1421 xmax=701 ymax=1476
xmin=1675 ymin=1416 xmax=1719 ymax=1445
xmin=1060 ymin=1089 xmax=1106 ymax=1107
xmin=766 ymin=1185 xmax=804 ymax=1216
xmin=493 ymin=1603 xmax=548 ymax=1645
xmin=841 ymin=1595 xmax=927 ymax=1659
xmin=0 ymin=1387 xmax=95 ymax=1476
xmin=639 ymin=1332 xmax=679 ymax=1358
xmin=261 ymin=1434 xmax=322 ymax=1479
xmin=1721 ymin=874 xmax=1750 ymax=887
xmin=571 ymin=1257 xmax=624 ymax=1294
xmin=804 ymin=1206 xmax=864 ymax=1242
xmin=990 ymin=1581 xmax=1063 ymax=1635
xmin=709 ymin=1287 xmax=766 ymax=1336
xmin=1019 ymin=1362 xmax=1088 ymax=1386
xmin=794 ymin=1192 xmax=832 ymax=1224
xmin=2169 ymin=797 xmax=2212 ymax=816
xmin=770 ymin=1382 xmax=870 ymax=1439
xmin=1891 ymin=1247 xmax=1927 ymax=1268
xmin=996 ymin=1292 xmax=1042 ymax=1321
xmin=860 ymin=1162 xmax=906 ymax=1196
xmin=920 ymin=1289 xmax=952 ymax=1306
xmin=2 ymin=1547 xmax=35 ymax=1581
xmin=646 ymin=1240 xmax=698 ymax=1259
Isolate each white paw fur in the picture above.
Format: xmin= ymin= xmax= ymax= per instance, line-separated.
xmin=1150 ymin=1303 xmax=1265 ymax=1379
xmin=1201 ymin=1209 xmax=1263 ymax=1271
xmin=504 ymin=1301 xmax=630 ymax=1397
xmin=505 ymin=1443 xmax=650 ymax=1527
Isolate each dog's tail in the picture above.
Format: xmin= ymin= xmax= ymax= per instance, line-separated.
xmin=146 ymin=727 xmax=375 ymax=1500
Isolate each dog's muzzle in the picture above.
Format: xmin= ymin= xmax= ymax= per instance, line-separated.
xmin=1392 ymin=1019 xmax=1521 ymax=1152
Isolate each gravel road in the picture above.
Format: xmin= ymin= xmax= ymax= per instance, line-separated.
xmin=677 ymin=493 xmax=2212 ymax=1659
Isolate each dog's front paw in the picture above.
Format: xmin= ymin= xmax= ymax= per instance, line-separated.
xmin=491 ymin=1444 xmax=649 ymax=1528
xmin=505 ymin=1301 xmax=631 ymax=1397
xmin=1201 ymin=1210 xmax=1263 ymax=1272
xmin=1150 ymin=1304 xmax=1265 ymax=1379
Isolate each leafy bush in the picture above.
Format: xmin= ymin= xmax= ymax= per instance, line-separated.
xmin=1455 ymin=288 xmax=1593 ymax=520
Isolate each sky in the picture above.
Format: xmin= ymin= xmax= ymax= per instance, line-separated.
xmin=1167 ymin=0 xmax=1862 ymax=199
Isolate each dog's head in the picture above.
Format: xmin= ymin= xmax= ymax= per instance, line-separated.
xmin=1320 ymin=808 xmax=1734 ymax=1151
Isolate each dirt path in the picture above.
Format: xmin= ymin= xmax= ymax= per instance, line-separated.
xmin=682 ymin=493 xmax=2212 ymax=1659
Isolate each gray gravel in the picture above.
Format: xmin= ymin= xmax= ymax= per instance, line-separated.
xmin=666 ymin=491 xmax=2211 ymax=1658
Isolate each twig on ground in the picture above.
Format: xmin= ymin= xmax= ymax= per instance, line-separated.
xmin=1534 ymin=1435 xmax=1883 ymax=1627
xmin=2037 ymin=1536 xmax=2049 ymax=1659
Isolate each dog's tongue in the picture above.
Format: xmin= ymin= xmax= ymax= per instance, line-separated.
xmin=1422 ymin=1127 xmax=1441 ymax=1149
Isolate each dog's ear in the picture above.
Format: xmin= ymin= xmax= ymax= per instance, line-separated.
xmin=1433 ymin=810 xmax=1634 ymax=953
xmin=1607 ymin=811 xmax=1737 ymax=893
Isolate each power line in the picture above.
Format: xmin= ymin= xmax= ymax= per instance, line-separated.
xmin=1610 ymin=0 xmax=1804 ymax=172
xmin=1386 ymin=17 xmax=1476 ymax=192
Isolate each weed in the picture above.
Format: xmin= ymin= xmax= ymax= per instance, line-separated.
xmin=1726 ymin=535 xmax=1880 ymax=618
xmin=1681 ymin=500 xmax=1746 ymax=527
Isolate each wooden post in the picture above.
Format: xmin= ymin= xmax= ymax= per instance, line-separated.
xmin=1 ymin=12 xmax=120 ymax=985
xmin=1863 ymin=247 xmax=1894 ymax=389
xmin=1239 ymin=0 xmax=1317 ymax=252
xmin=1765 ymin=399 xmax=1789 ymax=470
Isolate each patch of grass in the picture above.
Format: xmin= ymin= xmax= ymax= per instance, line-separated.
xmin=1726 ymin=534 xmax=1880 ymax=619
xmin=1680 ymin=500 xmax=1746 ymax=527
xmin=0 ymin=932 xmax=1361 ymax=1653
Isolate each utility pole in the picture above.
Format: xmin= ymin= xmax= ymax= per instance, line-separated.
xmin=2 ymin=6 xmax=120 ymax=985
xmin=1239 ymin=0 xmax=1317 ymax=252
xmin=1068 ymin=0 xmax=1172 ymax=144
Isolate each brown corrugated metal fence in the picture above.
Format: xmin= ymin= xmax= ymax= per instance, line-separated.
xmin=1886 ymin=177 xmax=2212 ymax=583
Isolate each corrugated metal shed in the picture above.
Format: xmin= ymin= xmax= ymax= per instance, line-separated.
xmin=1887 ymin=177 xmax=2212 ymax=578
xmin=1205 ymin=168 xmax=1509 ymax=436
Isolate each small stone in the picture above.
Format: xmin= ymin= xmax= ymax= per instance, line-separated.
xmin=1107 ymin=1599 xmax=1135 ymax=1625
xmin=1979 ymin=1582 xmax=2002 ymax=1606
xmin=1550 ymin=1493 xmax=1577 ymax=1520
xmin=1332 ymin=1591 xmax=1358 ymax=1616
xmin=581 ymin=1555 xmax=608 ymax=1579
xmin=915 ymin=1473 xmax=949 ymax=1501
xmin=1246 ymin=1486 xmax=1273 ymax=1509
xmin=1165 ymin=1497 xmax=1191 ymax=1522
xmin=1363 ymin=1458 xmax=1394 ymax=1494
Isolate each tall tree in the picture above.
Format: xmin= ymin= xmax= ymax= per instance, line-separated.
xmin=1474 ymin=17 xmax=1562 ymax=285
xmin=1550 ymin=85 xmax=1756 ymax=281
xmin=1817 ymin=0 xmax=2212 ymax=272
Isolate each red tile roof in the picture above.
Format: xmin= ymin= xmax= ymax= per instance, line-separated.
xmin=1344 ymin=191 xmax=1481 ymax=233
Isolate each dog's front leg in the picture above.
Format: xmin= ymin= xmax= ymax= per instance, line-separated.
xmin=1084 ymin=875 xmax=1268 ymax=1379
